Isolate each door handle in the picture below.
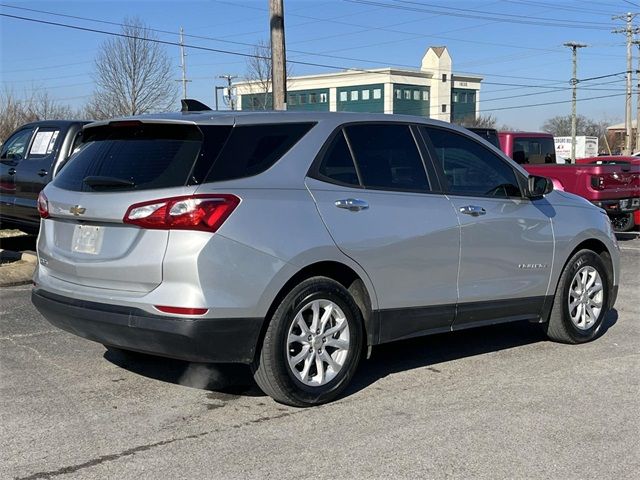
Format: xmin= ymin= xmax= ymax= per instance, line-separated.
xmin=459 ymin=205 xmax=486 ymax=216
xmin=335 ymin=198 xmax=369 ymax=212
xmin=8 ymin=168 xmax=16 ymax=175
xmin=38 ymin=169 xmax=49 ymax=177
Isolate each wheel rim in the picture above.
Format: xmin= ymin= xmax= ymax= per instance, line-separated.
xmin=568 ymin=265 xmax=604 ymax=330
xmin=611 ymin=214 xmax=631 ymax=231
xmin=286 ymin=299 xmax=350 ymax=387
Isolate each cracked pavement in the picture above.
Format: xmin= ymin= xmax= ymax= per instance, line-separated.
xmin=1 ymin=242 xmax=639 ymax=479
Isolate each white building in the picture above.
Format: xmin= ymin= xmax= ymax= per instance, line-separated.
xmin=234 ymin=46 xmax=482 ymax=122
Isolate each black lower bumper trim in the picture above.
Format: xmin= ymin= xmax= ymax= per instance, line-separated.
xmin=32 ymin=289 xmax=264 ymax=364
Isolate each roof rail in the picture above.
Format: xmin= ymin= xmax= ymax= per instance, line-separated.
xmin=181 ymin=99 xmax=213 ymax=112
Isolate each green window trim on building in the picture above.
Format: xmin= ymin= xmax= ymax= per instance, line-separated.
xmin=336 ymin=83 xmax=384 ymax=113
xmin=451 ymin=87 xmax=477 ymax=122
xmin=392 ymin=83 xmax=430 ymax=117
xmin=286 ymin=88 xmax=330 ymax=111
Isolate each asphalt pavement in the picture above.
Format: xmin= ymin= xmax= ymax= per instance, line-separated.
xmin=1 ymin=240 xmax=639 ymax=480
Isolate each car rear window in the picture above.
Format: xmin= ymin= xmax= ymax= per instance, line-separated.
xmin=54 ymin=123 xmax=212 ymax=192
xmin=54 ymin=122 xmax=314 ymax=192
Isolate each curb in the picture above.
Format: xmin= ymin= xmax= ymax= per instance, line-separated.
xmin=0 ymin=252 xmax=36 ymax=287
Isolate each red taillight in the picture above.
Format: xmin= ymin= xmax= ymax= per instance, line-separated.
xmin=123 ymin=194 xmax=240 ymax=232
xmin=591 ymin=175 xmax=605 ymax=190
xmin=37 ymin=191 xmax=49 ymax=218
xmin=155 ymin=305 xmax=209 ymax=315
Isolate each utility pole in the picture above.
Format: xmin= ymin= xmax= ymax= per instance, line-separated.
xmin=634 ymin=40 xmax=640 ymax=152
xmin=269 ymin=0 xmax=287 ymax=110
xmin=218 ymin=74 xmax=237 ymax=110
xmin=613 ymin=12 xmax=637 ymax=155
xmin=177 ymin=27 xmax=191 ymax=99
xmin=564 ymin=42 xmax=587 ymax=163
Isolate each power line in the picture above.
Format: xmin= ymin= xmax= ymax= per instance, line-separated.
xmin=344 ymin=0 xmax=615 ymax=30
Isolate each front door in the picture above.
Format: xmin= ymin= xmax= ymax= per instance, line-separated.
xmin=306 ymin=123 xmax=460 ymax=343
xmin=0 ymin=127 xmax=35 ymax=224
xmin=421 ymin=126 xmax=554 ymax=328
xmin=13 ymin=126 xmax=62 ymax=225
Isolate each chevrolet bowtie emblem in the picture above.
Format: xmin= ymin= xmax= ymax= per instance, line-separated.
xmin=69 ymin=205 xmax=86 ymax=216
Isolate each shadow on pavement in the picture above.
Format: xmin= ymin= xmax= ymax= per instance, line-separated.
xmin=0 ymin=233 xmax=37 ymax=252
xmin=102 ymin=309 xmax=618 ymax=403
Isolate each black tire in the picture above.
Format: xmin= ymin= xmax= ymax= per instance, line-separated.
xmin=610 ymin=213 xmax=634 ymax=233
xmin=251 ymin=276 xmax=364 ymax=407
xmin=544 ymin=249 xmax=610 ymax=344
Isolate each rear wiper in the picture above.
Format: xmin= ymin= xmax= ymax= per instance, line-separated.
xmin=83 ymin=176 xmax=135 ymax=188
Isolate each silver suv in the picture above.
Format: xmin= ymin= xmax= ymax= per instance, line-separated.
xmin=32 ymin=111 xmax=620 ymax=406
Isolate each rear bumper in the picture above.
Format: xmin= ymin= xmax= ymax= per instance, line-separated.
xmin=593 ymin=197 xmax=640 ymax=213
xmin=32 ymin=289 xmax=263 ymax=363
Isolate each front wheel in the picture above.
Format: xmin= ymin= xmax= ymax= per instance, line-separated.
xmin=545 ymin=249 xmax=610 ymax=344
xmin=610 ymin=213 xmax=634 ymax=232
xmin=252 ymin=277 xmax=364 ymax=407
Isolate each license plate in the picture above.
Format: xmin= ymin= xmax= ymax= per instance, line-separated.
xmin=71 ymin=225 xmax=104 ymax=255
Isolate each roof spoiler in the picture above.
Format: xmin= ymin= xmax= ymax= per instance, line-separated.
xmin=181 ymin=99 xmax=213 ymax=112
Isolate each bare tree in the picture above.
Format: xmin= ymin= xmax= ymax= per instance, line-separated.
xmin=0 ymin=89 xmax=77 ymax=142
xmin=455 ymin=114 xmax=497 ymax=129
xmin=88 ymin=17 xmax=177 ymax=119
xmin=244 ymin=40 xmax=292 ymax=110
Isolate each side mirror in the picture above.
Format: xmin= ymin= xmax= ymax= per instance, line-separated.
xmin=527 ymin=175 xmax=553 ymax=198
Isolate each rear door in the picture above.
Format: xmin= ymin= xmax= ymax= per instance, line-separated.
xmin=307 ymin=123 xmax=460 ymax=343
xmin=421 ymin=126 xmax=554 ymax=329
xmin=39 ymin=122 xmax=223 ymax=292
xmin=13 ymin=126 xmax=63 ymax=224
xmin=0 ymin=126 xmax=36 ymax=223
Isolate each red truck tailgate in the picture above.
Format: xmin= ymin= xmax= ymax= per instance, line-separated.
xmin=524 ymin=163 xmax=639 ymax=201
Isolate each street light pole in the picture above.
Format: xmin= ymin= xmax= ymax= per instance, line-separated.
xmin=564 ymin=42 xmax=587 ymax=163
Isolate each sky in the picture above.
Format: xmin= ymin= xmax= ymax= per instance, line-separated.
xmin=0 ymin=0 xmax=637 ymax=130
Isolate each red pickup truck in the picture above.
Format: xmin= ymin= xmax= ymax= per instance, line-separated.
xmin=496 ymin=131 xmax=640 ymax=232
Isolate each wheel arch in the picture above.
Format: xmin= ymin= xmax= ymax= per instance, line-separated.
xmin=256 ymin=261 xmax=378 ymax=361
xmin=547 ymin=238 xmax=616 ymax=322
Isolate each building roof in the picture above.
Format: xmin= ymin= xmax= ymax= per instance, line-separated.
xmin=607 ymin=120 xmax=637 ymax=130
xmin=431 ymin=46 xmax=446 ymax=57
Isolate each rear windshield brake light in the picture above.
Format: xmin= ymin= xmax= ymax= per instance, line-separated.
xmin=123 ymin=194 xmax=240 ymax=232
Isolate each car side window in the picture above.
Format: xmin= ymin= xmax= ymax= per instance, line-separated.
xmin=423 ymin=127 xmax=522 ymax=198
xmin=27 ymin=128 xmax=61 ymax=158
xmin=0 ymin=128 xmax=34 ymax=161
xmin=344 ymin=124 xmax=430 ymax=192
xmin=317 ymin=130 xmax=360 ymax=187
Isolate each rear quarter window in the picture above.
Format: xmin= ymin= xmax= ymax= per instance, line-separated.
xmin=203 ymin=123 xmax=314 ymax=183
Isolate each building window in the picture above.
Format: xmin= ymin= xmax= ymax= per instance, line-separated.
xmin=340 ymin=91 xmax=348 ymax=102
xmin=362 ymin=89 xmax=370 ymax=100
xmin=373 ymin=88 xmax=382 ymax=99
xmin=309 ymin=93 xmax=317 ymax=104
xmin=468 ymin=93 xmax=475 ymax=103
xmin=453 ymin=92 xmax=458 ymax=102
xmin=441 ymin=104 xmax=447 ymax=113
xmin=300 ymin=94 xmax=307 ymax=104
xmin=252 ymin=97 xmax=260 ymax=108
xmin=422 ymin=91 xmax=429 ymax=101
xmin=289 ymin=94 xmax=297 ymax=106
xmin=351 ymin=90 xmax=359 ymax=101
xmin=319 ymin=92 xmax=328 ymax=103
xmin=461 ymin=92 xmax=467 ymax=103
xmin=404 ymin=90 xmax=411 ymax=100
xmin=395 ymin=89 xmax=401 ymax=99
xmin=442 ymin=73 xmax=447 ymax=82
xmin=413 ymin=90 xmax=420 ymax=101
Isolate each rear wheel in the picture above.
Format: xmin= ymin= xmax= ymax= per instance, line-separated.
xmin=545 ymin=249 xmax=610 ymax=344
xmin=252 ymin=277 xmax=363 ymax=407
xmin=610 ymin=213 xmax=634 ymax=232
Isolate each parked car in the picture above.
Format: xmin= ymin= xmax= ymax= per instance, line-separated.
xmin=575 ymin=155 xmax=640 ymax=231
xmin=0 ymin=120 xmax=89 ymax=232
xmin=494 ymin=130 xmax=638 ymax=232
xmin=32 ymin=110 xmax=620 ymax=407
